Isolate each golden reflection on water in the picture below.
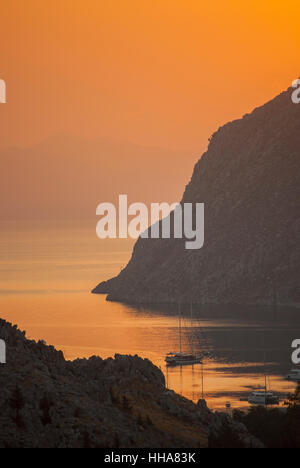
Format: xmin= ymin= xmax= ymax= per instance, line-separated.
xmin=0 ymin=221 xmax=298 ymax=411
xmin=0 ymin=292 xmax=298 ymax=410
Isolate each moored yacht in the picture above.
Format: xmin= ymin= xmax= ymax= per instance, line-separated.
xmin=248 ymin=386 xmax=279 ymax=406
xmin=165 ymin=351 xmax=203 ymax=366
xmin=247 ymin=336 xmax=280 ymax=406
xmin=165 ymin=303 xmax=203 ymax=367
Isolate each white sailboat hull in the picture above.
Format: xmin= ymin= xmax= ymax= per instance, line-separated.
xmin=248 ymin=391 xmax=279 ymax=406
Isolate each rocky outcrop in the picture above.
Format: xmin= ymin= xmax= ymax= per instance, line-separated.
xmin=0 ymin=319 xmax=262 ymax=448
xmin=93 ymin=86 xmax=300 ymax=305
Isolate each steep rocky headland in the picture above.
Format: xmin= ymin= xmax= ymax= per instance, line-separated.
xmin=0 ymin=319 xmax=261 ymax=448
xmin=93 ymin=87 xmax=300 ymax=305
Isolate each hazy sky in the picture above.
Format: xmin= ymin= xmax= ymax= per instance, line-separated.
xmin=0 ymin=0 xmax=299 ymax=151
xmin=0 ymin=1 xmax=299 ymax=221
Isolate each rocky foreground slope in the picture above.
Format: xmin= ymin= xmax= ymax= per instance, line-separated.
xmin=93 ymin=87 xmax=300 ymax=305
xmin=0 ymin=319 xmax=262 ymax=448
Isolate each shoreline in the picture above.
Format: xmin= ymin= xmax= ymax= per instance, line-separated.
xmin=0 ymin=318 xmax=262 ymax=448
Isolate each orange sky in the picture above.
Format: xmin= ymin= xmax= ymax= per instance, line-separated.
xmin=0 ymin=1 xmax=299 ymax=221
xmin=0 ymin=0 xmax=299 ymax=151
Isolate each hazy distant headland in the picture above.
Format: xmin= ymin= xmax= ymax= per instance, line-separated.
xmin=0 ymin=136 xmax=193 ymax=221
xmin=93 ymin=87 xmax=300 ymax=305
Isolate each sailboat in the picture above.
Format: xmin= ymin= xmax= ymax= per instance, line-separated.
xmin=248 ymin=343 xmax=279 ymax=406
xmin=248 ymin=383 xmax=279 ymax=406
xmin=165 ymin=304 xmax=203 ymax=367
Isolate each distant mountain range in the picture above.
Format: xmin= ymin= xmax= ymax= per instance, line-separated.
xmin=93 ymin=87 xmax=300 ymax=305
xmin=0 ymin=135 xmax=193 ymax=220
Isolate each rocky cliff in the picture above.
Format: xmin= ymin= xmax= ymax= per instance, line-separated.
xmin=93 ymin=87 xmax=300 ymax=305
xmin=0 ymin=319 xmax=261 ymax=448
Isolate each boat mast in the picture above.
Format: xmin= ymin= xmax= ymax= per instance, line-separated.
xmin=265 ymin=374 xmax=267 ymax=391
xmin=201 ymin=362 xmax=204 ymax=400
xmin=263 ymin=333 xmax=267 ymax=406
xmin=179 ymin=303 xmax=182 ymax=354
xmin=190 ymin=302 xmax=194 ymax=355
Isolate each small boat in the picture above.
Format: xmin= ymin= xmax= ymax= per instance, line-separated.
xmin=248 ymin=386 xmax=279 ymax=406
xmin=285 ymin=369 xmax=300 ymax=382
xmin=165 ymin=351 xmax=203 ymax=366
xmin=247 ymin=338 xmax=279 ymax=406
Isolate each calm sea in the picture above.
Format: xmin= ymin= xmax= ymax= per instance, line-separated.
xmin=0 ymin=220 xmax=299 ymax=410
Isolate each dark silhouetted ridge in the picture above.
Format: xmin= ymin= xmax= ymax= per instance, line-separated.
xmin=93 ymin=87 xmax=300 ymax=306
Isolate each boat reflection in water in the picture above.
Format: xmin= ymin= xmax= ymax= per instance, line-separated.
xmin=159 ymin=302 xmax=299 ymax=409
